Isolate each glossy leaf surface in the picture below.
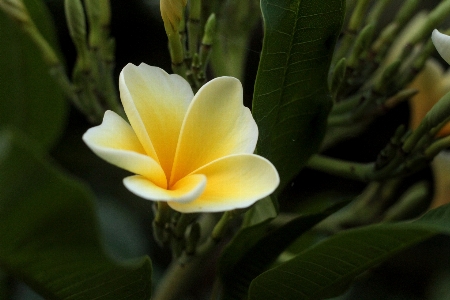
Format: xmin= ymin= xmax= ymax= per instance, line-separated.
xmin=220 ymin=201 xmax=348 ymax=299
xmin=249 ymin=204 xmax=450 ymax=300
xmin=252 ymin=0 xmax=345 ymax=190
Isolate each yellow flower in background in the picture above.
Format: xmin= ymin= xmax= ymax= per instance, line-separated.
xmin=382 ymin=16 xmax=450 ymax=136
xmin=422 ymin=29 xmax=450 ymax=210
xmin=83 ymin=63 xmax=279 ymax=213
xmin=409 ymin=58 xmax=450 ymax=136
xmin=408 ymin=29 xmax=450 ymax=136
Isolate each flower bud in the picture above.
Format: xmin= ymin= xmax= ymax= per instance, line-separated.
xmin=201 ymin=13 xmax=216 ymax=47
xmin=160 ymin=0 xmax=187 ymax=35
xmin=84 ymin=0 xmax=111 ymax=49
xmin=329 ymin=57 xmax=347 ymax=97
xmin=64 ymin=0 xmax=87 ymax=51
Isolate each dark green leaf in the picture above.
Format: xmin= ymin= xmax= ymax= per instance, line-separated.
xmin=220 ymin=201 xmax=348 ymax=300
xmin=248 ymin=204 xmax=450 ymax=300
xmin=0 ymin=271 xmax=8 ymax=300
xmin=0 ymin=129 xmax=152 ymax=300
xmin=252 ymin=0 xmax=345 ymax=190
xmin=0 ymin=1 xmax=67 ymax=150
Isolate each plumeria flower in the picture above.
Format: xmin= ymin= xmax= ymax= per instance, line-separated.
xmin=83 ymin=63 xmax=279 ymax=213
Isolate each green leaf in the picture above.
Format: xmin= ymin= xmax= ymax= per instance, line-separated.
xmin=0 ymin=0 xmax=67 ymax=151
xmin=220 ymin=201 xmax=348 ymax=300
xmin=248 ymin=204 xmax=450 ymax=300
xmin=0 ymin=129 xmax=152 ymax=299
xmin=252 ymin=0 xmax=345 ymax=190
xmin=243 ymin=196 xmax=278 ymax=227
xmin=0 ymin=271 xmax=8 ymax=300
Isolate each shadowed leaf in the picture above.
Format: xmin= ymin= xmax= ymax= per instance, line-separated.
xmin=249 ymin=204 xmax=450 ymax=300
xmin=0 ymin=129 xmax=152 ymax=300
xmin=0 ymin=0 xmax=67 ymax=150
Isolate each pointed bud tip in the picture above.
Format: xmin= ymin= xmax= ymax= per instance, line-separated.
xmin=160 ymin=0 xmax=187 ymax=35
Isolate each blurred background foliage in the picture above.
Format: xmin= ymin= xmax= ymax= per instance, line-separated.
xmin=2 ymin=0 xmax=450 ymax=299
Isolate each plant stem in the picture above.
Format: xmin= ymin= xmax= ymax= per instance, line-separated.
xmin=210 ymin=278 xmax=223 ymax=300
xmin=152 ymin=255 xmax=207 ymax=300
xmin=153 ymin=211 xmax=235 ymax=300
xmin=307 ymin=154 xmax=374 ymax=182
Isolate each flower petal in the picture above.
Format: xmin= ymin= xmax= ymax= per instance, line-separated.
xmin=124 ymin=174 xmax=206 ymax=204
xmin=119 ymin=63 xmax=194 ymax=176
xmin=82 ymin=110 xmax=167 ymax=188
xmin=170 ymin=77 xmax=258 ymax=185
xmin=432 ymin=29 xmax=450 ymax=65
xmin=168 ymin=154 xmax=279 ymax=213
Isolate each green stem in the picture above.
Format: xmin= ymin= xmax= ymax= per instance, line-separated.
xmin=409 ymin=0 xmax=450 ymax=45
xmin=403 ymin=91 xmax=450 ymax=153
xmin=425 ymin=135 xmax=450 ymax=159
xmin=152 ymin=255 xmax=206 ymax=300
xmin=190 ymin=211 xmax=234 ymax=258
xmin=152 ymin=202 xmax=173 ymax=246
xmin=168 ymin=33 xmax=186 ymax=78
xmin=327 ymin=112 xmax=353 ymax=127
xmin=209 ymin=0 xmax=260 ymax=79
xmin=307 ymin=154 xmax=374 ymax=182
xmin=329 ymin=92 xmax=362 ymax=115
xmin=332 ymin=0 xmax=371 ymax=63
xmin=210 ymin=32 xmax=248 ymax=79
xmin=210 ymin=278 xmax=223 ymax=300
xmin=366 ymin=0 xmax=390 ymax=25
xmin=187 ymin=0 xmax=201 ymax=56
xmin=154 ymin=211 xmax=235 ymax=300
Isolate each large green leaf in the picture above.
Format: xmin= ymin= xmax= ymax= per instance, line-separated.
xmin=0 ymin=129 xmax=152 ymax=299
xmin=0 ymin=0 xmax=67 ymax=150
xmin=248 ymin=204 xmax=450 ymax=300
xmin=220 ymin=201 xmax=348 ymax=300
xmin=252 ymin=0 xmax=345 ymax=190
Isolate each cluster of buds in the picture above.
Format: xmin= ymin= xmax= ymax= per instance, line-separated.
xmin=160 ymin=0 xmax=216 ymax=91
xmin=319 ymin=1 xmax=450 ymax=173
xmin=0 ymin=0 xmax=123 ymax=123
xmin=65 ymin=0 xmax=122 ymax=123
xmin=308 ymin=1 xmax=450 ymax=225
xmin=0 ymin=0 xmax=59 ymax=66
xmin=326 ymin=1 xmax=450 ymax=145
